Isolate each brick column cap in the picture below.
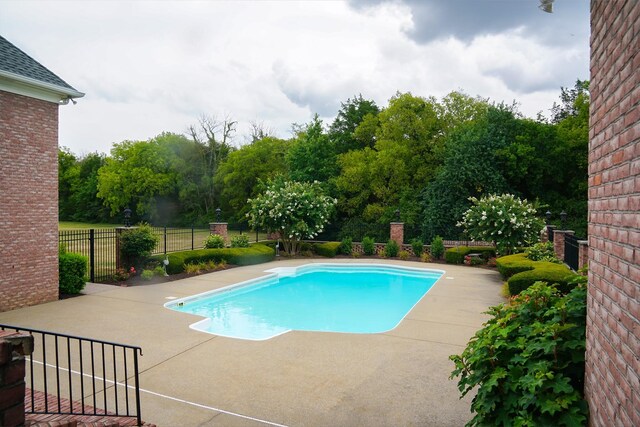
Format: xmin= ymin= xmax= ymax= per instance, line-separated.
xmin=554 ymin=230 xmax=575 ymax=235
xmin=390 ymin=222 xmax=404 ymax=225
xmin=0 ymin=332 xmax=34 ymax=356
xmin=578 ymin=240 xmax=588 ymax=245
xmin=209 ymin=222 xmax=228 ymax=225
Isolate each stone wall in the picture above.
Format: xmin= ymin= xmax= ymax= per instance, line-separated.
xmin=0 ymin=91 xmax=60 ymax=311
xmin=585 ymin=1 xmax=640 ymax=425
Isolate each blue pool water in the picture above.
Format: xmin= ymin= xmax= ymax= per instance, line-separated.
xmin=165 ymin=264 xmax=443 ymax=340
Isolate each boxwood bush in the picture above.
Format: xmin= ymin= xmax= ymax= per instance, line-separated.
xmin=362 ymin=237 xmax=375 ymax=256
xmin=59 ymin=251 xmax=88 ymax=294
xmin=315 ymin=242 xmax=341 ymax=257
xmin=445 ymin=246 xmax=496 ymax=264
xmin=496 ymin=253 xmax=579 ymax=295
xmin=147 ymin=244 xmax=274 ymax=274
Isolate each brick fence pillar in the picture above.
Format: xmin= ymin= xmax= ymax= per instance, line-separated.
xmin=267 ymin=231 xmax=281 ymax=241
xmin=577 ymin=240 xmax=589 ymax=270
xmin=390 ymin=222 xmax=404 ymax=246
xmin=209 ymin=222 xmax=229 ymax=244
xmin=0 ymin=331 xmax=34 ymax=427
xmin=552 ymin=230 xmax=574 ymax=262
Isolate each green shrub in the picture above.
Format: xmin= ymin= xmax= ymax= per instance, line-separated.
xmin=315 ymin=242 xmax=341 ymax=257
xmin=496 ymin=253 xmax=579 ymax=295
xmin=410 ymin=239 xmax=424 ymax=258
xmin=420 ymin=252 xmax=432 ymax=263
xmin=147 ymin=244 xmax=275 ymax=274
xmin=120 ymin=224 xmax=159 ymax=267
xmin=430 ymin=236 xmax=445 ymax=259
xmin=450 ymin=282 xmax=588 ymax=426
xmin=526 ymin=242 xmax=561 ymax=263
xmin=339 ymin=237 xmax=353 ymax=255
xmin=445 ymin=246 xmax=496 ymax=264
xmin=153 ymin=266 xmax=166 ymax=276
xmin=300 ymin=241 xmax=314 ymax=252
xmin=508 ymin=264 xmax=578 ymax=295
xmin=495 ymin=253 xmax=536 ymax=278
xmin=230 ymin=234 xmax=250 ymax=248
xmin=385 ymin=240 xmax=399 ymax=257
xmin=204 ymin=234 xmax=225 ymax=249
xmin=398 ymin=250 xmax=410 ymax=260
xmin=59 ymin=252 xmax=87 ymax=294
xmin=362 ymin=236 xmax=375 ymax=256
xmin=141 ymin=270 xmax=155 ymax=281
xmin=445 ymin=247 xmax=467 ymax=264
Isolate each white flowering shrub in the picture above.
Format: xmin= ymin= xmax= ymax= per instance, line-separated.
xmin=457 ymin=194 xmax=544 ymax=255
xmin=247 ymin=180 xmax=336 ymax=255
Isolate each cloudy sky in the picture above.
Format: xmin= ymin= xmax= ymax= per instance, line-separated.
xmin=1 ymin=0 xmax=589 ymax=155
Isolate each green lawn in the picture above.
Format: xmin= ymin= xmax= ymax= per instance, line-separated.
xmin=59 ymin=221 xmax=122 ymax=230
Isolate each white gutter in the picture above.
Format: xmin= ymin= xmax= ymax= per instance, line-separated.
xmin=0 ymin=69 xmax=84 ymax=104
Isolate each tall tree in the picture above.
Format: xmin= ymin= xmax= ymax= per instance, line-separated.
xmin=214 ymin=136 xmax=290 ymax=222
xmin=97 ymin=134 xmax=181 ymax=223
xmin=187 ymin=115 xmax=235 ymax=217
xmin=287 ymin=115 xmax=338 ymax=184
xmin=329 ymin=94 xmax=380 ymax=152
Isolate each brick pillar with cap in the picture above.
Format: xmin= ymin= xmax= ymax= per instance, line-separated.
xmin=209 ymin=222 xmax=229 ymax=244
xmin=390 ymin=222 xmax=404 ymax=247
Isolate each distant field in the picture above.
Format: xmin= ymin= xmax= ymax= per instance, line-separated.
xmin=59 ymin=221 xmax=122 ymax=230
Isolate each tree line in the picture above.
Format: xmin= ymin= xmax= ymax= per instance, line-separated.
xmin=59 ymin=81 xmax=588 ymax=239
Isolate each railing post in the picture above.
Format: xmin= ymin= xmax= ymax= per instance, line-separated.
xmin=191 ymin=226 xmax=195 ymax=250
xmin=134 ymin=349 xmax=142 ymax=427
xmin=164 ymin=226 xmax=167 ymax=255
xmin=89 ymin=229 xmax=95 ymax=283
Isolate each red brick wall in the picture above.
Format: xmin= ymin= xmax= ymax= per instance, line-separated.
xmin=0 ymin=91 xmax=60 ymax=311
xmin=586 ymin=1 xmax=640 ymax=425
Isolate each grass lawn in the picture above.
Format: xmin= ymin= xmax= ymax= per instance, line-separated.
xmin=59 ymin=221 xmax=122 ymax=230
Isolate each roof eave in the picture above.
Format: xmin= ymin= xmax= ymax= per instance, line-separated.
xmin=0 ymin=69 xmax=84 ymax=104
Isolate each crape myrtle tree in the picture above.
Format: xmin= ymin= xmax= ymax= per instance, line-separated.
xmin=247 ymin=178 xmax=336 ymax=255
xmin=457 ymin=194 xmax=545 ymax=255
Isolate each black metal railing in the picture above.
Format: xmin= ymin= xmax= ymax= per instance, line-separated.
xmin=1 ymin=323 xmax=143 ymax=426
xmin=564 ymin=234 xmax=580 ymax=271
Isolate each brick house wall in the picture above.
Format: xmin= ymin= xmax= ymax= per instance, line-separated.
xmin=585 ymin=1 xmax=640 ymax=425
xmin=0 ymin=91 xmax=60 ymax=311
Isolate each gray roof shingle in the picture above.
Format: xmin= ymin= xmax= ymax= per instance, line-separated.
xmin=0 ymin=35 xmax=79 ymax=92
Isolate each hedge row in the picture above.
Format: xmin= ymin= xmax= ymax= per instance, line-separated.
xmin=148 ymin=243 xmax=275 ymax=274
xmin=314 ymin=242 xmax=342 ymax=257
xmin=444 ymin=246 xmax=496 ymax=264
xmin=496 ymin=253 xmax=579 ymax=295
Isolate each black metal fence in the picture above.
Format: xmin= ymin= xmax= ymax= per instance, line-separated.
xmin=59 ymin=226 xmax=266 ymax=283
xmin=1 ymin=323 xmax=143 ymax=426
xmin=564 ymin=233 xmax=580 ymax=271
xmin=60 ymin=229 xmax=117 ymax=283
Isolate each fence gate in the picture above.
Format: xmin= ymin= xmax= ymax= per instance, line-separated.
xmin=59 ymin=229 xmax=118 ymax=282
xmin=564 ymin=233 xmax=580 ymax=271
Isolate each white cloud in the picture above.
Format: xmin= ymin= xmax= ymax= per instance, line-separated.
xmin=1 ymin=0 xmax=589 ymax=155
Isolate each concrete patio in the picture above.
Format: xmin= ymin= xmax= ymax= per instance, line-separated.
xmin=0 ymin=259 xmax=504 ymax=426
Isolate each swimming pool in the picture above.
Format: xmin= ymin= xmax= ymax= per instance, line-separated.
xmin=165 ymin=263 xmax=444 ymax=340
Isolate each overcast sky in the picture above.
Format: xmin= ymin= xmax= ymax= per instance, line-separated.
xmin=1 ymin=0 xmax=589 ymax=155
